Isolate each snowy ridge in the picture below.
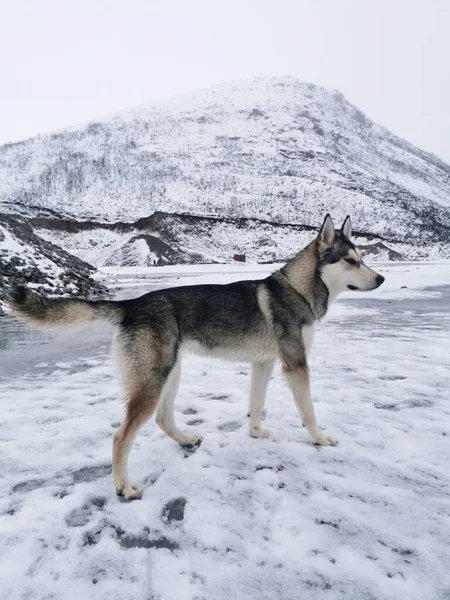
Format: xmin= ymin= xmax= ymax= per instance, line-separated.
xmin=1 ymin=76 xmax=450 ymax=259
xmin=33 ymin=211 xmax=408 ymax=267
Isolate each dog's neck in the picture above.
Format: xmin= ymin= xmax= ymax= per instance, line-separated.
xmin=280 ymin=240 xmax=337 ymax=319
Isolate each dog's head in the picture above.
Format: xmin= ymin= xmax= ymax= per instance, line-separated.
xmin=316 ymin=214 xmax=385 ymax=300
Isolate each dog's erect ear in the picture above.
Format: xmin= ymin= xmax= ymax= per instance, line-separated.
xmin=318 ymin=214 xmax=336 ymax=250
xmin=342 ymin=215 xmax=352 ymax=239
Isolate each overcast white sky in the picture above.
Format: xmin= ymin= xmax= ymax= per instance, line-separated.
xmin=1 ymin=0 xmax=449 ymax=161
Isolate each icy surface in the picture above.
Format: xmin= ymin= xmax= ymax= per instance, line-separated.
xmin=0 ymin=264 xmax=449 ymax=599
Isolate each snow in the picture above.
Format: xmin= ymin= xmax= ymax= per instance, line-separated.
xmin=0 ymin=225 xmax=61 ymax=278
xmin=35 ymin=215 xmax=443 ymax=268
xmin=33 ymin=222 xmax=320 ymax=267
xmin=97 ymin=261 xmax=450 ymax=299
xmin=1 ymin=76 xmax=450 ymax=257
xmin=1 ymin=263 xmax=449 ymax=600
xmin=0 ymin=224 xmax=65 ymax=312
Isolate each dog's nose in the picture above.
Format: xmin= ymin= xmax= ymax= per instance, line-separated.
xmin=376 ymin=274 xmax=385 ymax=287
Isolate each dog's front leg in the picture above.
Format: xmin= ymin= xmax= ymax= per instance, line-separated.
xmin=283 ymin=363 xmax=337 ymax=446
xmin=248 ymin=360 xmax=275 ymax=438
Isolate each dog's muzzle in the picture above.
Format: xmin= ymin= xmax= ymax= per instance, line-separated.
xmin=348 ymin=274 xmax=385 ymax=291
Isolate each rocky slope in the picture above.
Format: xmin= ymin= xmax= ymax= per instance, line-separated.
xmin=0 ymin=214 xmax=107 ymax=315
xmin=32 ymin=210 xmax=407 ymax=267
xmin=1 ymin=76 xmax=450 ymax=260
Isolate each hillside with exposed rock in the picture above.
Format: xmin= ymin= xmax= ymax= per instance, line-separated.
xmin=32 ymin=211 xmax=407 ymax=267
xmin=1 ymin=76 xmax=450 ymax=274
xmin=0 ymin=214 xmax=107 ymax=314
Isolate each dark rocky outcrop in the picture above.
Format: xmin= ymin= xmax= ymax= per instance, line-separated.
xmin=0 ymin=213 xmax=107 ymax=315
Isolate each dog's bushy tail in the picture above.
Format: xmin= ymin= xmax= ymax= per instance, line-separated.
xmin=8 ymin=286 xmax=124 ymax=331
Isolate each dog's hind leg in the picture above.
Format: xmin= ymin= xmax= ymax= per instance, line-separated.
xmin=155 ymin=362 xmax=202 ymax=447
xmin=248 ymin=360 xmax=275 ymax=438
xmin=113 ymin=380 xmax=162 ymax=500
xmin=112 ymin=328 xmax=177 ymax=500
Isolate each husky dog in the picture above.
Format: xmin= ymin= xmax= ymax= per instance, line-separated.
xmin=9 ymin=215 xmax=384 ymax=500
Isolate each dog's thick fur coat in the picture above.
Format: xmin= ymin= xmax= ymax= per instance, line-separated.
xmin=9 ymin=215 xmax=384 ymax=499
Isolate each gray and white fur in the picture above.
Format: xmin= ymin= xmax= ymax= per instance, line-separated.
xmin=8 ymin=214 xmax=385 ymax=500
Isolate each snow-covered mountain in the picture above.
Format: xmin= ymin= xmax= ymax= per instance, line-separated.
xmin=1 ymin=76 xmax=450 ymax=261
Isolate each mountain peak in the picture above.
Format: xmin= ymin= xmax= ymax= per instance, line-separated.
xmin=0 ymin=76 xmax=449 ymax=260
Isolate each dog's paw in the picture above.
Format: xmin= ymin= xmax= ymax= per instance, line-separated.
xmin=314 ymin=432 xmax=337 ymax=446
xmin=116 ymin=481 xmax=143 ymax=501
xmin=249 ymin=424 xmax=271 ymax=438
xmin=179 ymin=433 xmax=203 ymax=448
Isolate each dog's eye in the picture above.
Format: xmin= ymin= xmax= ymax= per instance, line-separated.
xmin=344 ymin=258 xmax=357 ymax=266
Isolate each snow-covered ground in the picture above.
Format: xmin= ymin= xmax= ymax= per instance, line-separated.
xmin=1 ymin=263 xmax=450 ymax=600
